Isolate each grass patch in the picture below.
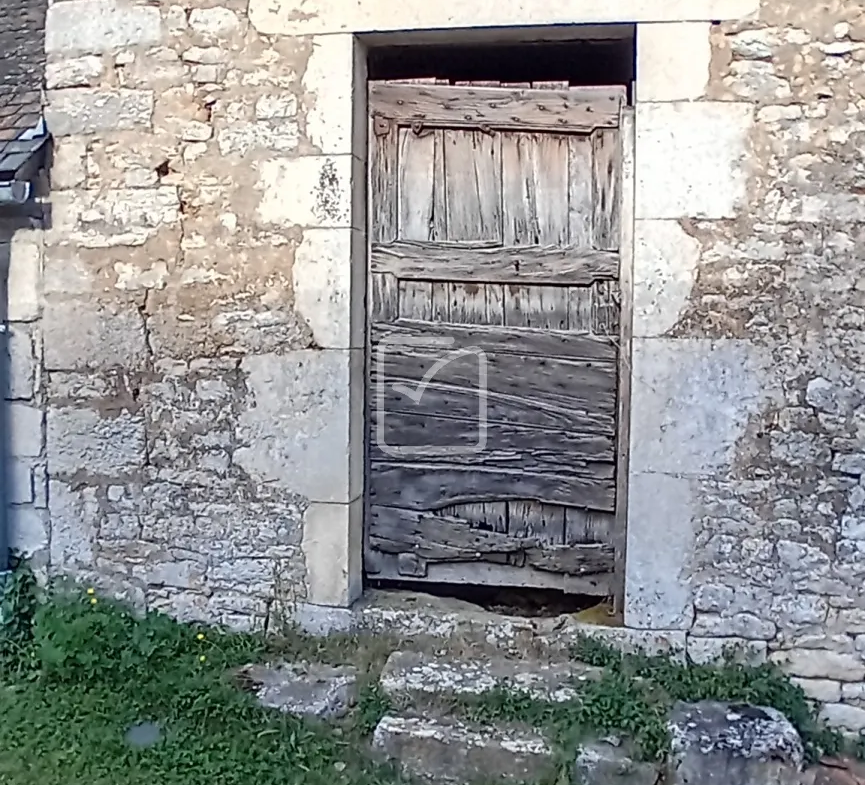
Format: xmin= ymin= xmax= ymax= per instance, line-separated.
xmin=0 ymin=564 xmax=403 ymax=785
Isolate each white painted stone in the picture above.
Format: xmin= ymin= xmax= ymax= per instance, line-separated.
xmin=629 ymin=338 xmax=779 ymax=475
xmin=636 ymin=22 xmax=711 ymax=102
xmin=249 ymin=0 xmax=759 ymax=36
xmin=303 ymin=34 xmax=363 ymax=155
xmin=188 ymin=7 xmax=240 ymax=39
xmin=6 ymin=241 xmax=41 ymax=322
xmin=8 ymin=403 xmax=43 ymax=458
xmin=254 ymin=94 xmax=299 ymax=120
xmin=633 ymin=219 xmax=701 ymax=337
xmin=686 ymin=637 xmax=767 ymax=666
xmin=635 ymin=102 xmax=753 ymax=220
xmin=46 ymin=0 xmax=163 ymax=55
xmin=46 ymin=56 xmax=103 ymax=89
xmin=302 ymin=497 xmax=363 ymax=607
xmin=791 ymin=678 xmax=842 ymax=703
xmin=47 ymin=409 xmax=146 ymax=476
xmin=45 ymin=89 xmax=153 ymax=136
xmin=770 ymin=649 xmax=865 ymax=682
xmin=819 ymin=703 xmax=865 ymax=733
xmin=256 ymin=155 xmax=353 ymax=228
xmin=624 ymin=472 xmax=695 ymax=630
xmin=235 ymin=350 xmax=361 ymax=503
xmin=216 ymin=121 xmax=299 ymax=156
xmin=293 ymin=228 xmax=364 ymax=349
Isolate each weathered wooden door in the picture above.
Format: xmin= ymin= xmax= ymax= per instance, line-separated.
xmin=365 ymin=80 xmax=631 ymax=597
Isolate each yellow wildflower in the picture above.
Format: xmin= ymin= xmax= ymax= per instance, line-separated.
xmin=196 ymin=633 xmax=205 ymax=641
xmin=90 ymin=598 xmax=98 ymax=605
xmin=86 ymin=587 xmax=95 ymax=596
xmin=199 ymin=655 xmax=206 ymax=663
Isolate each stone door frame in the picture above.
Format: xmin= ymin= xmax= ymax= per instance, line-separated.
xmin=268 ymin=0 xmax=759 ymax=630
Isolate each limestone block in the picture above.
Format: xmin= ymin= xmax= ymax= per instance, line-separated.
xmin=636 ymin=23 xmax=711 ymax=102
xmin=624 ymin=472 xmax=695 ymax=630
xmin=574 ymin=742 xmax=662 ymax=785
xmin=48 ymin=480 xmax=98 ymax=571
xmin=46 ymin=56 xmax=104 ymax=89
xmin=50 ymin=137 xmax=87 ymax=189
xmin=255 ymin=155 xmax=353 ymax=228
xmin=8 ymin=460 xmax=34 ymax=505
xmin=47 ymin=408 xmax=146 ymax=476
xmin=686 ymin=637 xmax=768 ymax=666
xmin=6 ymin=327 xmax=36 ymax=399
xmin=301 ymin=497 xmax=363 ymax=607
xmin=633 ymin=219 xmax=701 ymax=337
xmin=791 ymin=679 xmax=842 ymax=703
xmin=692 ymin=613 xmax=777 ymax=640
xmin=254 ymin=95 xmax=299 ymax=120
xmin=8 ymin=507 xmax=48 ymax=558
xmin=628 ymin=338 xmax=778 ymax=475
xmin=235 ymin=350 xmax=361 ymax=503
xmin=303 ymin=34 xmax=364 ymax=155
xmin=49 ymin=187 xmax=180 ymax=248
xmin=236 ymin=662 xmax=358 ymax=719
xmin=43 ymin=299 xmax=149 ymax=371
xmin=46 ymin=0 xmax=163 ymax=55
xmin=819 ymin=703 xmax=865 ymax=733
xmin=667 ymin=702 xmax=803 ymax=785
xmin=45 ymin=89 xmax=153 ymax=136
xmin=188 ymin=8 xmax=241 ymax=39
xmin=249 ymin=0 xmax=759 ymax=36
xmin=724 ymin=61 xmax=792 ymax=102
xmin=216 ymin=121 xmax=299 ymax=156
xmin=293 ymin=227 xmax=364 ymax=349
xmin=6 ymin=241 xmax=41 ymax=322
xmin=635 ymin=102 xmax=752 ymax=220
xmin=8 ymin=403 xmax=43 ymax=458
xmin=769 ymin=649 xmax=865 ymax=682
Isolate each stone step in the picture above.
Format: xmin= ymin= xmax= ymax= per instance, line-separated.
xmin=380 ymin=649 xmax=601 ymax=704
xmin=372 ymin=714 xmax=555 ymax=784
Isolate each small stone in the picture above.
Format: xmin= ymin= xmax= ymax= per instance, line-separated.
xmin=181 ymin=46 xmax=226 ymax=64
xmin=236 ymin=662 xmax=358 ymax=720
xmin=668 ymin=702 xmax=803 ymax=785
xmin=191 ymin=65 xmax=224 ymax=84
xmin=188 ymin=7 xmax=240 ymax=38
xmin=254 ymin=94 xmax=298 ymax=120
xmin=115 ymin=50 xmax=135 ymax=66
xmin=574 ymin=741 xmax=661 ymax=785
xmin=835 ymin=22 xmax=851 ymax=39
xmin=181 ymin=121 xmax=213 ymax=142
xmin=125 ymin=721 xmax=162 ymax=748
xmin=821 ymin=41 xmax=855 ymax=55
xmin=819 ymin=703 xmax=865 ymax=733
xmin=46 ymin=56 xmax=103 ymax=89
xmin=833 ymin=454 xmax=865 ymax=476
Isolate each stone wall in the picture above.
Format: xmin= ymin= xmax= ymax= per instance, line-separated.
xmin=628 ymin=0 xmax=865 ymax=734
xmin=10 ymin=0 xmax=865 ymax=735
xmin=12 ymin=0 xmax=366 ymax=630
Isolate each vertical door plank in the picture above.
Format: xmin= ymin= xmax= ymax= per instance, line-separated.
xmin=371 ymin=273 xmax=399 ymax=322
xmin=449 ymin=282 xmax=488 ymax=325
xmin=564 ymin=508 xmax=614 ymax=545
xmin=370 ymin=118 xmax=397 ymax=243
xmin=508 ymin=501 xmax=565 ymax=544
xmin=502 ymin=132 xmax=570 ymax=246
xmin=443 ymin=130 xmax=502 ymax=242
xmin=592 ymin=128 xmax=622 ymax=252
xmin=399 ymin=280 xmax=433 ymax=320
xmin=430 ymin=282 xmax=450 ymax=321
xmin=592 ymin=280 xmax=620 ymax=336
xmin=568 ymin=135 xmax=594 ymax=248
xmin=398 ymin=128 xmax=444 ymax=241
xmin=568 ymin=286 xmax=593 ymax=332
xmin=486 ymin=284 xmax=506 ymax=326
xmin=439 ymin=502 xmax=508 ymax=533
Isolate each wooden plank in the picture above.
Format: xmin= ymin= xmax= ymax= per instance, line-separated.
xmin=486 ymin=284 xmax=506 ymax=326
xmin=501 ymin=285 xmax=570 ymax=330
xmin=568 ymin=135 xmax=594 ymax=248
xmin=369 ymin=83 xmax=623 ymax=132
xmin=592 ymin=280 xmax=620 ymax=336
xmin=398 ymin=280 xmax=433 ymax=320
xmin=613 ymin=106 xmax=635 ymax=614
xmin=448 ymin=282 xmax=488 ymax=325
xmin=501 ymin=132 xmax=570 ymax=246
xmin=370 ymin=414 xmax=615 ymax=468
xmin=372 ymin=346 xmax=617 ymax=416
xmin=430 ymin=282 xmax=450 ymax=321
xmin=439 ymin=502 xmax=508 ymax=533
xmin=567 ymin=286 xmax=593 ymax=332
xmin=592 ymin=127 xmax=622 ymax=252
xmin=507 ymin=501 xmax=565 ymax=543
xmin=397 ymin=127 xmax=446 ymax=241
xmin=371 ymin=380 xmax=616 ymax=437
xmin=564 ymin=508 xmax=615 ymax=545
xmin=369 ymin=116 xmax=397 ymax=243
xmin=370 ymin=273 xmax=399 ymax=322
xmin=371 ymin=242 xmax=619 ymax=285
xmin=369 ymin=461 xmax=615 ymax=512
xmin=532 ymin=81 xmax=569 ymax=90
xmin=370 ymin=319 xmax=617 ymax=362
xmin=369 ymin=506 xmax=615 ymax=575
xmin=443 ymin=130 xmax=502 ymax=242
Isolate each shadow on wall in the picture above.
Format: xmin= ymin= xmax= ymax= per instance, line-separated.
xmin=0 ymin=192 xmax=51 ymax=578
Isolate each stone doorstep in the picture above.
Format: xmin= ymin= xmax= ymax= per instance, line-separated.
xmin=380 ymin=649 xmax=602 ymax=704
xmin=372 ymin=714 xmax=555 ymax=784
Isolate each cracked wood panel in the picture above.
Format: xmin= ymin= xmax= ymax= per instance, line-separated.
xmin=366 ymin=81 xmax=625 ymax=591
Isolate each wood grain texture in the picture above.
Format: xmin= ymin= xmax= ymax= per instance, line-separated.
xmin=568 ymin=135 xmax=594 ymax=248
xmin=370 ymin=272 xmax=400 ymax=323
xmin=592 ymin=127 xmax=622 ymax=252
xmin=370 ymin=83 xmax=624 ymax=132
xmin=369 ymin=506 xmax=615 ymax=575
xmin=371 ymin=241 xmax=619 ymax=285
xmin=370 ymin=319 xmax=617 ymax=362
xmin=443 ymin=130 xmax=502 ymax=242
xmin=369 ymin=462 xmax=615 ymax=512
xmin=398 ymin=127 xmax=445 ymax=241
xmin=369 ymin=117 xmax=397 ymax=243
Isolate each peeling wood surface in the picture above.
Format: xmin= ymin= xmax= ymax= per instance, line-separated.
xmin=365 ymin=80 xmax=626 ymax=592
xmin=370 ymin=82 xmax=624 ymax=132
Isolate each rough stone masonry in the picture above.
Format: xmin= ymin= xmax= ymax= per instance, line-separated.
xmin=6 ymin=0 xmax=865 ymax=737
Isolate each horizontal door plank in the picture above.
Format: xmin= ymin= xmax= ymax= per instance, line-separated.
xmin=371 ymin=319 xmax=617 ymax=362
xmin=371 ymin=241 xmax=619 ymax=285
xmin=371 ymin=347 xmax=618 ymax=417
xmin=370 ymin=413 xmax=615 ymax=468
xmin=369 ymin=462 xmax=615 ymax=512
xmin=372 ymin=381 xmax=616 ymax=437
xmin=370 ymin=83 xmax=623 ymax=132
xmin=369 ymin=505 xmax=614 ymax=576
